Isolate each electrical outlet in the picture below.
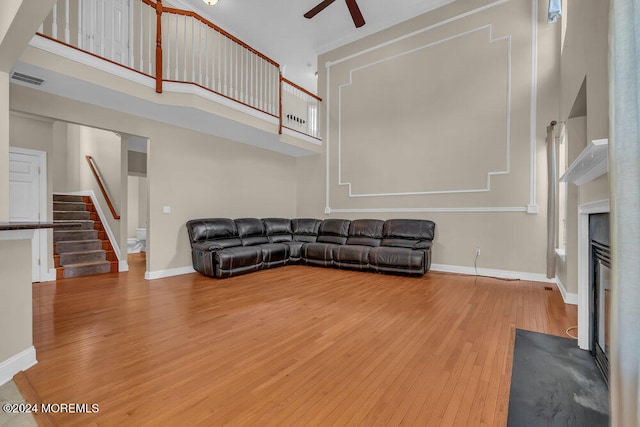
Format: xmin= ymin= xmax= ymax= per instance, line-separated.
xmin=475 ymin=247 xmax=481 ymax=256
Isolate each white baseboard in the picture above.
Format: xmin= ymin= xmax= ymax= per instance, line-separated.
xmin=43 ymin=268 xmax=57 ymax=282
xmin=555 ymin=277 xmax=578 ymax=305
xmin=145 ymin=266 xmax=196 ymax=280
xmin=430 ymin=263 xmax=557 ymax=283
xmin=0 ymin=347 xmax=37 ymax=387
xmin=430 ymin=264 xmax=579 ymax=305
xmin=119 ymin=260 xmax=129 ymax=272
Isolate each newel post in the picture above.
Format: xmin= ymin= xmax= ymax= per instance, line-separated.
xmin=155 ymin=0 xmax=163 ymax=93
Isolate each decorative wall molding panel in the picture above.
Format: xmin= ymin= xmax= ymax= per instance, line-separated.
xmin=338 ymin=24 xmax=511 ymax=197
xmin=324 ymin=0 xmax=539 ymax=214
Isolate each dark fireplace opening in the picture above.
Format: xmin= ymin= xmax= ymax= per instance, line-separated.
xmin=589 ymin=213 xmax=610 ymax=386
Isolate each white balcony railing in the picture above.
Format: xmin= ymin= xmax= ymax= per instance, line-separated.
xmin=37 ymin=0 xmax=320 ymax=139
xmin=282 ymin=78 xmax=321 ymax=140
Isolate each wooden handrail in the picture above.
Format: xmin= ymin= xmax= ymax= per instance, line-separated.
xmin=281 ymin=77 xmax=322 ymax=102
xmin=85 ymin=156 xmax=120 ymax=220
xmin=162 ymin=7 xmax=279 ymax=68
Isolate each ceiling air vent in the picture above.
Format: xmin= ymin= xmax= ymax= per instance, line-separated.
xmin=11 ymin=71 xmax=45 ymax=86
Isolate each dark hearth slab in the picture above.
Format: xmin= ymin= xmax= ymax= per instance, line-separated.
xmin=507 ymin=329 xmax=609 ymax=427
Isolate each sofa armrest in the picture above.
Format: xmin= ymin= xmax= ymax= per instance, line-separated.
xmin=193 ymin=238 xmax=241 ymax=251
xmin=413 ymin=240 xmax=433 ymax=250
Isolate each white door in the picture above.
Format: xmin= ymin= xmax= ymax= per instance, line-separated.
xmin=9 ymin=148 xmax=46 ymax=283
xmin=83 ymin=0 xmax=130 ymax=65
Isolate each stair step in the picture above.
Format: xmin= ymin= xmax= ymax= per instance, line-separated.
xmin=54 ymin=220 xmax=95 ymax=230
xmin=59 ymin=250 xmax=106 ymax=266
xmin=53 ymin=194 xmax=84 ymax=203
xmin=55 ymin=239 xmax=103 ymax=254
xmin=63 ymin=260 xmax=111 ymax=279
xmin=53 ymin=201 xmax=87 ymax=212
xmin=54 ymin=230 xmax=98 ymax=242
xmin=54 ymin=211 xmax=91 ymax=220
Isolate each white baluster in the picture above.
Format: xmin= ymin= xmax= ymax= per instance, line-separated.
xmin=175 ymin=13 xmax=179 ymax=79
xmin=148 ymin=4 xmax=152 ymax=74
xmin=198 ymin=21 xmax=202 ymax=86
xmin=205 ymin=26 xmax=209 ymax=88
xmin=216 ymin=32 xmax=220 ymax=92
xmin=77 ymin=0 xmax=82 ymax=48
xmin=164 ymin=14 xmax=170 ymax=79
xmin=52 ymin=3 xmax=58 ymax=39
xmin=129 ymin=0 xmax=134 ymax=67
xmin=260 ymin=59 xmax=264 ymax=111
xmin=139 ymin=1 xmax=143 ymax=72
xmin=223 ymin=37 xmax=228 ymax=96
xmin=183 ymin=15 xmax=187 ymax=80
xmin=64 ymin=0 xmax=70 ymax=43
xmin=101 ymin=0 xmax=105 ymax=57
xmin=191 ymin=19 xmax=195 ymax=82
xmin=111 ymin=4 xmax=115 ymax=61
xmin=229 ymin=43 xmax=233 ymax=99
xmin=89 ymin=0 xmax=96 ymax=53
xmin=236 ymin=45 xmax=240 ymax=100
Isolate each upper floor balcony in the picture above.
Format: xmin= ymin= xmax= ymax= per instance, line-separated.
xmin=13 ymin=0 xmax=322 ymax=156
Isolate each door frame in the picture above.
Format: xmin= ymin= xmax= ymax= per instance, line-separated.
xmin=9 ymin=146 xmax=51 ymax=282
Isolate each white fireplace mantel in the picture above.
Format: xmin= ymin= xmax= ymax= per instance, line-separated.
xmin=560 ymin=139 xmax=609 ymax=186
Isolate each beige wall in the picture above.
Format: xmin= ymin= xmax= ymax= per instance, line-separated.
xmin=10 ymin=85 xmax=298 ymax=274
xmin=298 ymin=0 xmax=560 ymax=275
xmin=555 ymin=0 xmax=610 ymax=295
xmin=0 ymin=238 xmax=32 ymax=362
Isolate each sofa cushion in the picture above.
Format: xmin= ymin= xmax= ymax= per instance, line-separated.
xmin=292 ymin=218 xmax=321 ymax=242
xmin=260 ymin=243 xmax=290 ymax=265
xmin=302 ymin=242 xmax=337 ymax=261
xmin=333 ymin=245 xmax=371 ymax=264
xmin=186 ymin=218 xmax=237 ymax=243
xmin=317 ymin=219 xmax=351 ymax=245
xmin=382 ymin=219 xmax=435 ymax=241
xmin=235 ymin=218 xmax=269 ymax=246
xmin=284 ymin=241 xmax=305 ymax=260
xmin=263 ymin=218 xmax=293 ymax=243
xmin=215 ymin=246 xmax=263 ymax=270
xmin=369 ymin=246 xmax=425 ymax=270
xmin=346 ymin=219 xmax=383 ymax=247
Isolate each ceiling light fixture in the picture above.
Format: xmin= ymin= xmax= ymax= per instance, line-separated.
xmin=202 ymin=0 xmax=218 ymax=5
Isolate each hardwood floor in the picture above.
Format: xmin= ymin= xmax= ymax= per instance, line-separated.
xmin=23 ymin=255 xmax=577 ymax=426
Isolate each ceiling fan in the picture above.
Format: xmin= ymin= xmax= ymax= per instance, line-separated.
xmin=304 ymin=0 xmax=366 ymax=28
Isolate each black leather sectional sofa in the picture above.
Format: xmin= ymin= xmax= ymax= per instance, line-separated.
xmin=186 ymin=217 xmax=435 ymax=278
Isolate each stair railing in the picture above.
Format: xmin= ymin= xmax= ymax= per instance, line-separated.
xmin=85 ymin=156 xmax=120 ymax=220
xmin=36 ymin=0 xmax=321 ymax=141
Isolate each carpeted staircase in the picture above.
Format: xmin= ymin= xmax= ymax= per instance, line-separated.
xmin=53 ymin=194 xmax=118 ymax=279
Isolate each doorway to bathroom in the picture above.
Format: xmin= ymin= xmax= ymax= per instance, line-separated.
xmin=126 ymin=136 xmax=148 ymax=259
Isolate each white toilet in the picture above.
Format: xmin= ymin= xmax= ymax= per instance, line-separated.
xmin=127 ymin=228 xmax=147 ymax=253
xmin=136 ymin=228 xmax=147 ymax=252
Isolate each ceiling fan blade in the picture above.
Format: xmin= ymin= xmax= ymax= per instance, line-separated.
xmin=304 ymin=0 xmax=337 ymax=19
xmin=345 ymin=0 xmax=365 ymax=27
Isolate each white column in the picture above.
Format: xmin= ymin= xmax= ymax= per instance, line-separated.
xmin=609 ymin=0 xmax=640 ymax=425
